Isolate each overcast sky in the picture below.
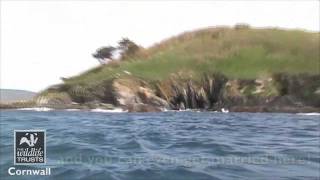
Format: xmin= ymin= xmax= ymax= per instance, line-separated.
xmin=1 ymin=1 xmax=319 ymax=92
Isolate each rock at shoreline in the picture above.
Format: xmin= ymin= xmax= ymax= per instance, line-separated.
xmin=112 ymin=77 xmax=170 ymax=110
xmin=3 ymin=73 xmax=319 ymax=113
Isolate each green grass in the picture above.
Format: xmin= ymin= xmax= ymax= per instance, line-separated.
xmin=64 ymin=26 xmax=319 ymax=88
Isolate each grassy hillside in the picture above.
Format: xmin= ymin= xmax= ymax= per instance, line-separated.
xmin=62 ymin=26 xmax=319 ymax=88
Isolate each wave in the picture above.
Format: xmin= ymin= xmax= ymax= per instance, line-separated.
xmin=17 ymin=107 xmax=53 ymax=111
xmin=90 ymin=108 xmax=127 ymax=113
xmin=296 ymin=112 xmax=320 ymax=116
xmin=221 ymin=108 xmax=229 ymax=113
xmin=163 ymin=108 xmax=201 ymax=112
xmin=163 ymin=108 xmax=229 ymax=113
xmin=65 ymin=109 xmax=80 ymax=111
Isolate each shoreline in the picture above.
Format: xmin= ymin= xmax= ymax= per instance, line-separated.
xmin=1 ymin=74 xmax=319 ymax=113
xmin=1 ymin=104 xmax=319 ymax=114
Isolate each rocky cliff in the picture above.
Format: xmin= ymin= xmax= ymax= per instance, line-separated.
xmin=27 ymin=73 xmax=319 ymax=113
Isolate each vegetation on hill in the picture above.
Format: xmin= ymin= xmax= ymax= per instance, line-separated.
xmin=62 ymin=26 xmax=319 ymax=89
xmin=92 ymin=38 xmax=140 ymax=64
xmin=6 ymin=25 xmax=316 ymax=112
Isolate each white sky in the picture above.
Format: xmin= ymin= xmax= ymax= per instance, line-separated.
xmin=1 ymin=1 xmax=319 ymax=92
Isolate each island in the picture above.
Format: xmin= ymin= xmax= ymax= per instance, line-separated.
xmin=1 ymin=25 xmax=319 ymax=113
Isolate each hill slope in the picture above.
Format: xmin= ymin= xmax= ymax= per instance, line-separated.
xmin=0 ymin=89 xmax=37 ymax=103
xmin=64 ymin=26 xmax=319 ymax=88
xmin=30 ymin=26 xmax=320 ymax=112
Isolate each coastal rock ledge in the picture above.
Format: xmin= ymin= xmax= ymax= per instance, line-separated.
xmin=1 ymin=73 xmax=319 ymax=113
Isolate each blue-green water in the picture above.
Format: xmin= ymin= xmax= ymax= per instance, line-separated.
xmin=0 ymin=110 xmax=319 ymax=180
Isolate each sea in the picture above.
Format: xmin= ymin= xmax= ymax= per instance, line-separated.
xmin=0 ymin=110 xmax=319 ymax=180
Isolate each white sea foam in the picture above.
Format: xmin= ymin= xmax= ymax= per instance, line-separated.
xmin=221 ymin=108 xmax=229 ymax=113
xmin=296 ymin=112 xmax=320 ymax=116
xmin=17 ymin=107 xmax=53 ymax=112
xmin=65 ymin=109 xmax=80 ymax=111
xmin=90 ymin=108 xmax=127 ymax=113
xmin=163 ymin=109 xmax=201 ymax=112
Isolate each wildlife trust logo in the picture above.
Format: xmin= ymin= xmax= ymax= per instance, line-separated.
xmin=14 ymin=130 xmax=46 ymax=165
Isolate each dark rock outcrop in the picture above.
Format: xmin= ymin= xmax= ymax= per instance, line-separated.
xmin=153 ymin=73 xmax=319 ymax=112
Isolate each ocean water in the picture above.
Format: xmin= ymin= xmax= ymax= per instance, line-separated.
xmin=0 ymin=110 xmax=319 ymax=180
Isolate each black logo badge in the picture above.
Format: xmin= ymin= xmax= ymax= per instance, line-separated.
xmin=14 ymin=130 xmax=46 ymax=165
